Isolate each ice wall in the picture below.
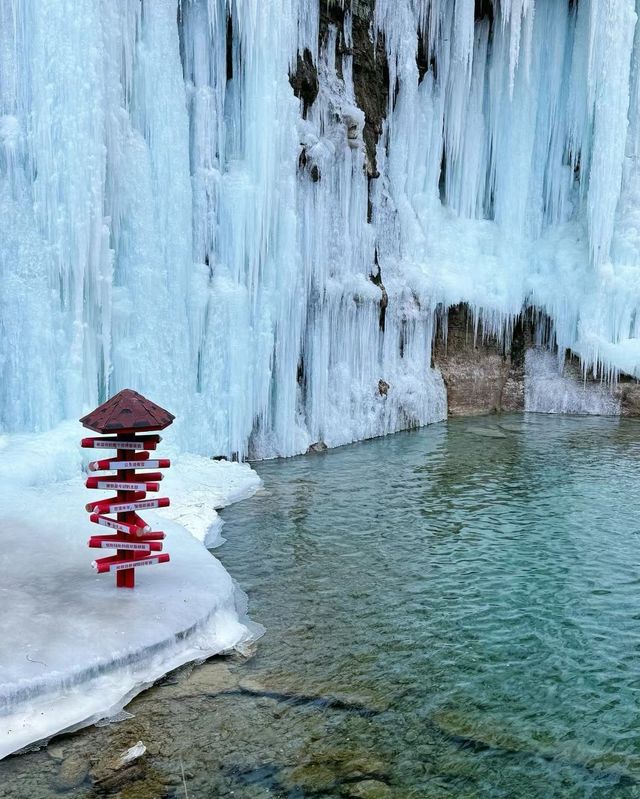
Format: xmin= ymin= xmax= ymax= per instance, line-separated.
xmin=1 ymin=0 xmax=640 ymax=458
xmin=374 ymin=0 xmax=640 ymax=372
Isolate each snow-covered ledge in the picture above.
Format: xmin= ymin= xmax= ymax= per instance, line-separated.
xmin=0 ymin=422 xmax=262 ymax=760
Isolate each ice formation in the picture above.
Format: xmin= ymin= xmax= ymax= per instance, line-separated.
xmin=524 ymin=349 xmax=621 ymax=415
xmin=1 ymin=0 xmax=640 ymax=458
xmin=0 ymin=421 xmax=262 ymax=758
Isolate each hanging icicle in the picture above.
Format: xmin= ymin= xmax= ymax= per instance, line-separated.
xmin=1 ymin=0 xmax=639 ymax=456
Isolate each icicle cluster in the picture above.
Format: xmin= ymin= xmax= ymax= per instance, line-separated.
xmin=375 ymin=0 xmax=640 ymax=379
xmin=1 ymin=0 xmax=639 ymax=456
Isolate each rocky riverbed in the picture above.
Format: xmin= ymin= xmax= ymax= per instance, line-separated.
xmin=0 ymin=649 xmax=394 ymax=799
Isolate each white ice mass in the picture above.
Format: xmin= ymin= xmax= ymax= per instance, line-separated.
xmin=3 ymin=0 xmax=639 ymax=459
xmin=524 ymin=348 xmax=622 ymax=415
xmin=0 ymin=422 xmax=262 ymax=759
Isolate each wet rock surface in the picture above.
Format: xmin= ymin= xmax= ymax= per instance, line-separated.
xmin=433 ymin=304 xmax=530 ymax=416
xmin=0 ymin=656 xmax=395 ymax=799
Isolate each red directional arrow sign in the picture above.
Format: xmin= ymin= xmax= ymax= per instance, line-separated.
xmin=80 ymin=390 xmax=174 ymax=588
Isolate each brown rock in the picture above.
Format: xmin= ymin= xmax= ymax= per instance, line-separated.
xmin=52 ymin=754 xmax=89 ymax=791
xmin=289 ymin=48 xmax=319 ymax=117
xmin=433 ymin=304 xmax=531 ymax=416
xmin=618 ymin=380 xmax=640 ymax=416
xmin=345 ymin=779 xmax=392 ymax=799
xmin=307 ymin=441 xmax=328 ymax=453
xmin=350 ymin=3 xmax=388 ymax=177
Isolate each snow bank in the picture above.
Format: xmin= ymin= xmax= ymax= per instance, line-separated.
xmin=0 ymin=421 xmax=262 ymax=760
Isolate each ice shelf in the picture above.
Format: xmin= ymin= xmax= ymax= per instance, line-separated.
xmin=0 ymin=422 xmax=262 ymax=760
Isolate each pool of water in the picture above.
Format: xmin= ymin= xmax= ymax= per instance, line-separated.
xmin=218 ymin=414 xmax=640 ymax=798
xmin=2 ymin=414 xmax=640 ymax=798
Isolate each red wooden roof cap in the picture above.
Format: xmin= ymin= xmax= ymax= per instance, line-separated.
xmin=80 ymin=389 xmax=175 ymax=434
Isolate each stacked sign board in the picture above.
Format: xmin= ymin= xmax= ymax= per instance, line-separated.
xmin=80 ymin=390 xmax=175 ymax=588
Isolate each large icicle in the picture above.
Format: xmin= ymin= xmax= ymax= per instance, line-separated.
xmin=2 ymin=0 xmax=640 ymax=457
xmin=376 ymin=0 xmax=640 ymax=378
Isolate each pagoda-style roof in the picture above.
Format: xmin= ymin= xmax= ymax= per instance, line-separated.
xmin=80 ymin=389 xmax=175 ymax=434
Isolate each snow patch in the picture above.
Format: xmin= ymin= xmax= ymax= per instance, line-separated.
xmin=0 ymin=422 xmax=262 ymax=759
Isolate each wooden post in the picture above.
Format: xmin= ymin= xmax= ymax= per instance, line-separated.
xmin=116 ymin=434 xmax=136 ymax=588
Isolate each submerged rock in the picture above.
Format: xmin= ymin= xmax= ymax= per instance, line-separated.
xmin=286 ymin=762 xmax=339 ymax=792
xmin=162 ymin=661 xmax=239 ymax=698
xmin=498 ymin=422 xmax=524 ymax=433
xmin=90 ymin=738 xmax=149 ymax=793
xmin=46 ymin=744 xmax=65 ymax=761
xmin=345 ymin=779 xmax=392 ymax=799
xmin=282 ymin=747 xmax=390 ymax=796
xmin=432 ymin=708 xmax=640 ymax=785
xmin=52 ymin=754 xmax=89 ymax=791
xmin=466 ymin=427 xmax=507 ymax=438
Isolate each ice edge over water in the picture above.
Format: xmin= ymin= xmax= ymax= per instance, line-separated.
xmin=0 ymin=421 xmax=263 ymax=759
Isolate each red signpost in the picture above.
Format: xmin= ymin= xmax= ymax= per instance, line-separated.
xmin=80 ymin=389 xmax=175 ymax=588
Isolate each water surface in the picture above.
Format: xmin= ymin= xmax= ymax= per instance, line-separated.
xmin=219 ymin=414 xmax=640 ymax=798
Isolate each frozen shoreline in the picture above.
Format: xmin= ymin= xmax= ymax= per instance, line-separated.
xmin=0 ymin=421 xmax=262 ymax=760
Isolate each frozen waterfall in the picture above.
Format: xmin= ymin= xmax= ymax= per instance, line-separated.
xmin=1 ymin=0 xmax=639 ymax=457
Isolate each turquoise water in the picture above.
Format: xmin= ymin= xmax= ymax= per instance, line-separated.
xmin=1 ymin=414 xmax=640 ymax=798
xmin=217 ymin=414 xmax=640 ymax=798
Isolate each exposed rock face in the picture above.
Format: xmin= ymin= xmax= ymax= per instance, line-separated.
xmin=290 ymin=49 xmax=319 ymax=116
xmin=289 ymin=0 xmax=388 ymax=176
xmin=435 ymin=305 xmax=640 ymax=418
xmin=618 ymin=381 xmax=640 ymax=416
xmin=350 ymin=1 xmax=388 ymax=177
xmin=433 ymin=305 xmax=530 ymax=416
xmin=307 ymin=441 xmax=328 ymax=454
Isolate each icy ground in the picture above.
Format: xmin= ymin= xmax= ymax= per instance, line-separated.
xmin=0 ymin=422 xmax=262 ymax=760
